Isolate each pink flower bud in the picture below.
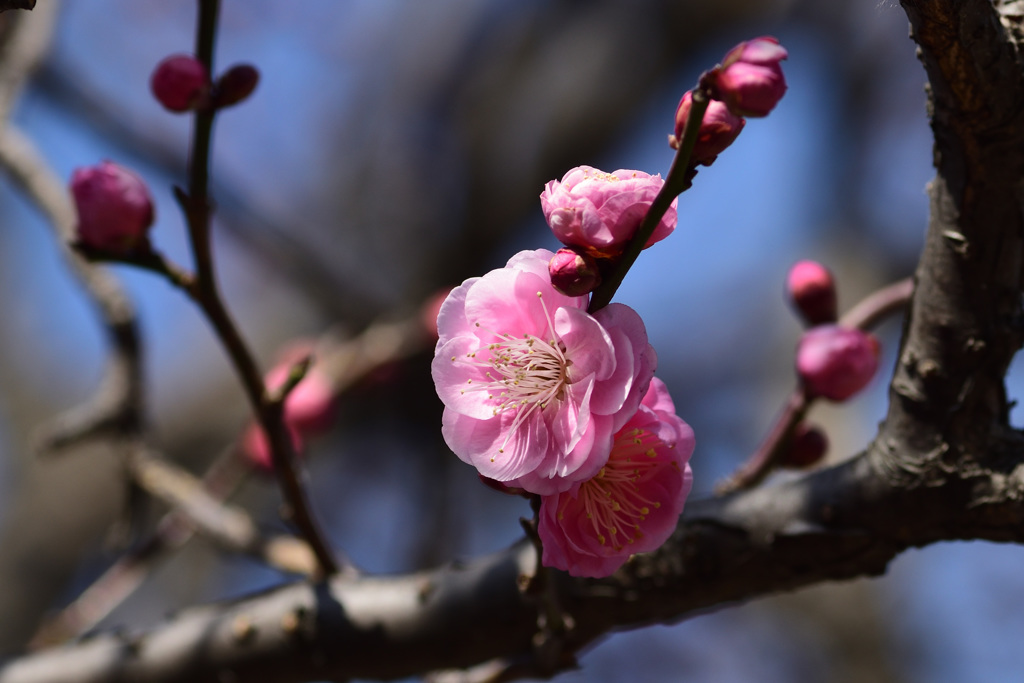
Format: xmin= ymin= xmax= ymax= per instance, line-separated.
xmin=264 ymin=356 xmax=335 ymax=434
xmin=213 ymin=64 xmax=260 ymax=108
xmin=150 ymin=55 xmax=210 ymax=113
xmin=239 ymin=422 xmax=304 ymax=474
xmin=420 ymin=288 xmax=453 ymax=340
xmin=711 ymin=36 xmax=787 ymax=117
xmin=781 ymin=422 xmax=828 ymax=469
xmin=548 ymin=247 xmax=602 ymax=297
xmin=70 ymin=161 xmax=154 ymax=254
xmin=786 ymin=260 xmax=837 ymax=326
xmin=796 ymin=325 xmax=880 ymax=401
xmin=540 ymin=166 xmax=677 ymax=258
xmin=669 ymin=91 xmax=745 ymax=166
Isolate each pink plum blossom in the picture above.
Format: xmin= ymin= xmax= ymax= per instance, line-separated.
xmin=432 ymin=249 xmax=656 ymax=494
xmin=710 ymin=36 xmax=788 ymax=118
xmin=796 ymin=325 xmax=880 ymax=401
xmin=540 ymin=166 xmax=677 ymax=258
xmin=538 ymin=378 xmax=694 ymax=578
xmin=669 ymin=91 xmax=745 ymax=166
xmin=70 ymin=160 xmax=154 ymax=254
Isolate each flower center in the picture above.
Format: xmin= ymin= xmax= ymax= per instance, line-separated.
xmin=459 ymin=292 xmax=572 ymax=455
xmin=569 ymin=427 xmax=677 ymax=552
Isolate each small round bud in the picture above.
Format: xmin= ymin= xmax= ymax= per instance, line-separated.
xmin=780 ymin=422 xmax=828 ymax=469
xmin=796 ymin=325 xmax=880 ymax=401
xmin=548 ymin=247 xmax=602 ymax=297
xmin=786 ymin=260 xmax=837 ymax=326
xmin=669 ymin=90 xmax=745 ymax=166
xmin=212 ymin=64 xmax=260 ymax=109
xmin=70 ymin=160 xmax=154 ymax=255
xmin=709 ymin=36 xmax=788 ymax=117
xmin=150 ymin=55 xmax=210 ymax=113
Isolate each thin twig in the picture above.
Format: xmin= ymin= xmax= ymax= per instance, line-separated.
xmin=173 ymin=0 xmax=339 ymax=576
xmin=588 ymin=89 xmax=709 ymax=312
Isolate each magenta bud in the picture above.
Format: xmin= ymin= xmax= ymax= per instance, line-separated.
xmin=710 ymin=36 xmax=788 ymax=117
xmin=70 ymin=161 xmax=154 ymax=255
xmin=781 ymin=422 xmax=828 ymax=469
xmin=796 ymin=325 xmax=880 ymax=401
xmin=786 ymin=260 xmax=837 ymax=326
xmin=670 ymin=90 xmax=745 ymax=166
xmin=150 ymin=55 xmax=210 ymax=113
xmin=213 ymin=64 xmax=260 ymax=108
xmin=548 ymin=247 xmax=602 ymax=297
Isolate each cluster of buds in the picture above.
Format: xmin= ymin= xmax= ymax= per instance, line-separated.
xmin=776 ymin=261 xmax=881 ymax=470
xmin=70 ymin=53 xmax=261 ymax=255
xmin=150 ymin=54 xmax=259 ymax=114
xmin=670 ymin=37 xmax=788 ymax=167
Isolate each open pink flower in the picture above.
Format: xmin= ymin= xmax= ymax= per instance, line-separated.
xmin=541 ymin=166 xmax=677 ymax=258
xmin=432 ymin=249 xmax=656 ymax=494
xmin=538 ymin=378 xmax=694 ymax=578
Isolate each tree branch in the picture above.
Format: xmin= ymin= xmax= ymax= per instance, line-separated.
xmin=3 ymin=1 xmax=1024 ymax=681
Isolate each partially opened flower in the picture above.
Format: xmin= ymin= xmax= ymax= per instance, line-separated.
xmin=670 ymin=90 xmax=745 ymax=165
xmin=538 ymin=378 xmax=694 ymax=578
xmin=541 ymin=166 xmax=677 ymax=258
xmin=710 ymin=36 xmax=788 ymax=117
xmin=432 ymin=249 xmax=656 ymax=494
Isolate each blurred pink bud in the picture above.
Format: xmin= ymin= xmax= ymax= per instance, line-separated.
xmin=420 ymin=288 xmax=453 ymax=340
xmin=265 ymin=360 xmax=335 ymax=433
xmin=669 ymin=91 xmax=745 ymax=166
xmin=781 ymin=422 xmax=828 ymax=469
xmin=541 ymin=166 xmax=677 ymax=258
xmin=796 ymin=325 xmax=880 ymax=401
xmin=150 ymin=55 xmax=209 ymax=113
xmin=786 ymin=260 xmax=837 ymax=326
xmin=70 ymin=161 xmax=154 ymax=254
xmin=711 ymin=36 xmax=788 ymax=117
xmin=213 ymin=64 xmax=260 ymax=108
xmin=548 ymin=248 xmax=602 ymax=297
xmin=240 ymin=422 xmax=304 ymax=474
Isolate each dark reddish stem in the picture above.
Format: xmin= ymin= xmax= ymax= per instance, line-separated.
xmin=172 ymin=0 xmax=338 ymax=576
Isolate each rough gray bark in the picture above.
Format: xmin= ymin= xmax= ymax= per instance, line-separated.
xmin=3 ymin=0 xmax=1024 ymax=681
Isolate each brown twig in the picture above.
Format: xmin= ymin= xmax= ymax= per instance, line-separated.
xmin=169 ymin=0 xmax=338 ymax=577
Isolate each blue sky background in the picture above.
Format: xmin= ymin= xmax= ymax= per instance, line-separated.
xmin=3 ymin=1 xmax=1024 ymax=681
